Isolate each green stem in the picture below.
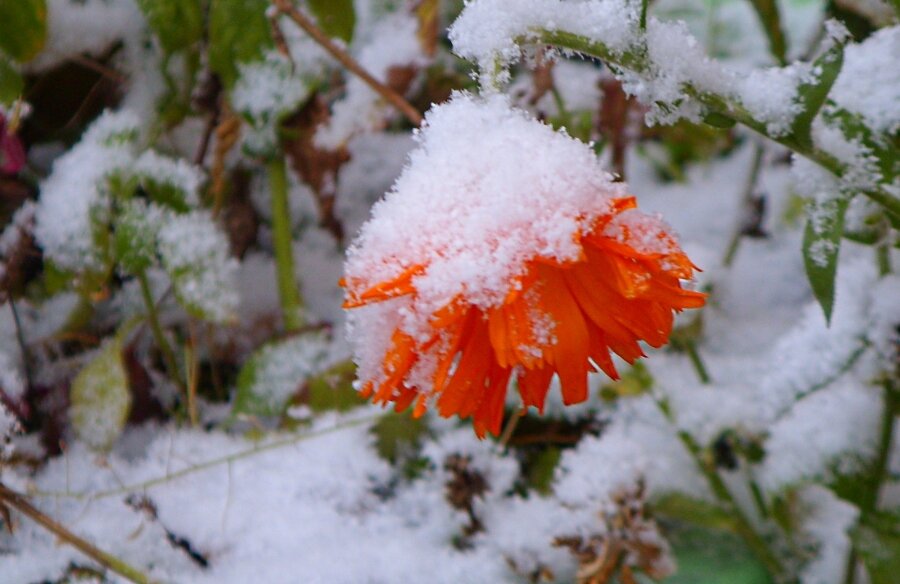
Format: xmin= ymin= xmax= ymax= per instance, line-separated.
xmin=267 ymin=155 xmax=304 ymax=332
xmin=684 ymin=337 xmax=712 ymax=384
xmin=137 ymin=271 xmax=181 ymax=388
xmin=655 ymin=398 xmax=786 ymax=578
xmin=723 ymin=143 xmax=765 ymax=267
xmin=863 ymin=380 xmax=898 ymax=514
xmin=845 ymin=378 xmax=898 ymax=583
xmin=531 ymin=30 xmax=899 ymax=216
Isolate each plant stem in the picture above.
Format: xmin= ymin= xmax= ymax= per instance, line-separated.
xmin=267 ymin=155 xmax=304 ymax=332
xmin=844 ymin=377 xmax=898 ymax=583
xmin=723 ymin=143 xmax=765 ymax=267
xmin=7 ymin=298 xmax=34 ymax=392
xmin=654 ymin=397 xmax=785 ymax=578
xmin=532 ymin=30 xmax=900 ymax=217
xmin=0 ymin=483 xmax=158 ymax=584
xmin=136 ymin=271 xmax=181 ymax=389
xmin=684 ymin=337 xmax=711 ymax=384
xmin=271 ymin=0 xmax=423 ymax=127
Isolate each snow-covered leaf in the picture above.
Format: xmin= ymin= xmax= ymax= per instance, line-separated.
xmin=70 ymin=337 xmax=131 ymax=451
xmin=157 ymin=211 xmax=238 ymax=323
xmin=233 ymin=333 xmax=341 ymax=417
xmin=803 ymin=196 xmax=849 ymax=324
xmin=113 ymin=199 xmax=165 ymax=275
xmin=792 ymin=39 xmax=844 ymax=148
xmin=0 ymin=0 xmax=47 ymax=62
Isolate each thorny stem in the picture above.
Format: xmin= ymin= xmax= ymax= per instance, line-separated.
xmin=531 ymin=30 xmax=900 ymax=218
xmin=0 ymin=483 xmax=158 ymax=584
xmin=654 ymin=397 xmax=786 ymax=578
xmin=270 ymin=0 xmax=424 ymax=127
xmin=137 ymin=271 xmax=182 ymax=391
xmin=267 ymin=155 xmax=304 ymax=332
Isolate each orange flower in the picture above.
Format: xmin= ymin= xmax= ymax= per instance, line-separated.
xmin=343 ymin=195 xmax=705 ymax=437
xmin=341 ymin=94 xmax=705 ymax=437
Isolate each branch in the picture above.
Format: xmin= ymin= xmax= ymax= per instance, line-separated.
xmin=0 ymin=483 xmax=158 ymax=584
xmin=531 ymin=30 xmax=900 ymax=217
xmin=271 ymin=0 xmax=424 ymax=127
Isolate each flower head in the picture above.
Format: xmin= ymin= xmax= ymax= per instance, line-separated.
xmin=342 ymin=94 xmax=705 ymax=437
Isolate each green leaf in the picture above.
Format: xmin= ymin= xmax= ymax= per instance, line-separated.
xmin=136 ymin=0 xmax=203 ymax=54
xmin=599 ymin=361 xmax=654 ymax=402
xmin=371 ymin=410 xmax=428 ymax=466
xmin=525 ymin=446 xmax=561 ymax=495
xmin=703 ymin=112 xmax=737 ymax=129
xmin=233 ymin=334 xmax=338 ymax=417
xmin=852 ymin=511 xmax=900 ymax=584
xmin=0 ymin=56 xmax=23 ymax=105
xmin=802 ymin=196 xmax=849 ymax=324
xmin=653 ymin=493 xmax=737 ymax=532
xmin=792 ymin=40 xmax=845 ymax=148
xmin=157 ymin=212 xmax=238 ymax=323
xmin=70 ymin=337 xmax=131 ymax=451
xmin=0 ymin=0 xmax=47 ymax=62
xmin=114 ymin=200 xmax=164 ymax=275
xmin=209 ymin=0 xmax=273 ymax=87
xmin=305 ymin=360 xmax=364 ymax=413
xmin=307 ymin=0 xmax=356 ymax=44
xmin=747 ymin=0 xmax=787 ymax=65
xmin=664 ymin=525 xmax=773 ymax=583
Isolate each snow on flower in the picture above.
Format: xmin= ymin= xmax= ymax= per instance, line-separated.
xmin=342 ymin=93 xmax=705 ymax=436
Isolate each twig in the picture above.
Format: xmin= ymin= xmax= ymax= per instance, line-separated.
xmin=496 ymin=409 xmax=524 ymax=451
xmin=722 ymin=143 xmax=766 ymax=267
xmin=8 ymin=298 xmax=35 ymax=393
xmin=137 ymin=271 xmax=183 ymax=392
xmin=0 ymin=483 xmax=158 ymax=584
xmin=270 ymin=0 xmax=424 ymax=127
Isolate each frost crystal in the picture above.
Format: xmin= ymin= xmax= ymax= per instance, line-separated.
xmin=158 ymin=212 xmax=239 ymax=323
xmin=34 ymin=111 xmax=140 ymax=273
xmin=344 ymin=92 xmax=630 ymax=338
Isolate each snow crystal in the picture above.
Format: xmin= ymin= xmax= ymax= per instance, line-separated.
xmin=554 ymin=397 xmax=709 ymax=506
xmin=759 ymin=382 xmax=882 ymax=492
xmin=0 ymin=400 xmax=20 ymax=459
xmin=759 ymin=259 xmax=877 ymax=419
xmin=27 ymin=0 xmax=145 ymax=72
xmin=450 ymin=0 xmax=641 ymax=86
xmin=830 ymin=26 xmax=900 ymax=136
xmin=34 ymin=111 xmax=140 ymax=272
xmin=240 ymin=333 xmax=342 ymax=415
xmin=232 ymin=53 xmax=314 ymax=156
xmin=796 ymin=486 xmax=859 ymax=584
xmin=736 ymin=63 xmax=814 ymax=136
xmin=0 ymin=351 xmax=25 ymax=401
xmin=157 ymin=212 xmax=239 ymax=323
xmin=316 ymin=13 xmax=428 ymax=148
xmin=345 ymin=92 xmax=628 ymax=332
xmin=132 ymin=150 xmax=205 ymax=208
